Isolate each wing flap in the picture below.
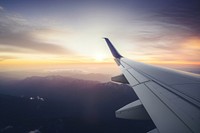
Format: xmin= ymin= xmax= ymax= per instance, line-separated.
xmin=111 ymin=74 xmax=129 ymax=84
xmin=116 ymin=100 xmax=151 ymax=120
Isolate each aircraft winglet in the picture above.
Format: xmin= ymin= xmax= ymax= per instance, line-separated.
xmin=104 ymin=38 xmax=123 ymax=59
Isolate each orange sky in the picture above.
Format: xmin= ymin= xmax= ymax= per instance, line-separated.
xmin=0 ymin=1 xmax=200 ymax=76
xmin=0 ymin=36 xmax=199 ymax=75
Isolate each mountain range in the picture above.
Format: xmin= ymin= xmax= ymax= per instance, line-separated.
xmin=0 ymin=75 xmax=154 ymax=133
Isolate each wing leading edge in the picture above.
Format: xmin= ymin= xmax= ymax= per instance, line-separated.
xmin=104 ymin=38 xmax=200 ymax=133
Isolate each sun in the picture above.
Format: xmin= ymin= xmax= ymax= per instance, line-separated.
xmin=94 ymin=54 xmax=106 ymax=62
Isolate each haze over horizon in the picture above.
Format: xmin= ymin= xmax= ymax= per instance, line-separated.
xmin=0 ymin=0 xmax=199 ymax=77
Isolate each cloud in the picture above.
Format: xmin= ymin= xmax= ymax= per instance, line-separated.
xmin=0 ymin=46 xmax=35 ymax=53
xmin=157 ymin=0 xmax=200 ymax=37
xmin=0 ymin=55 xmax=17 ymax=61
xmin=127 ymin=24 xmax=200 ymax=63
xmin=0 ymin=6 xmax=4 ymax=11
xmin=125 ymin=0 xmax=200 ymax=64
xmin=28 ymin=129 xmax=41 ymax=133
xmin=124 ymin=0 xmax=199 ymax=52
xmin=0 ymin=31 xmax=69 ymax=54
xmin=0 ymin=8 xmax=72 ymax=55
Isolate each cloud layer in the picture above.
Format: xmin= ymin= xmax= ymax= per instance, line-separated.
xmin=0 ymin=0 xmax=199 ymax=72
xmin=0 ymin=9 xmax=71 ymax=55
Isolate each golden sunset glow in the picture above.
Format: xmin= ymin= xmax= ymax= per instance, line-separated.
xmin=94 ymin=54 xmax=106 ymax=62
xmin=0 ymin=0 xmax=200 ymax=76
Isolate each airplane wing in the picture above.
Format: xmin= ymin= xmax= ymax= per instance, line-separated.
xmin=104 ymin=38 xmax=200 ymax=133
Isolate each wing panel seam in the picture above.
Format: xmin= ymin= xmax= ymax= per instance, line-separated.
xmin=143 ymin=83 xmax=194 ymax=133
xmin=121 ymin=60 xmax=200 ymax=109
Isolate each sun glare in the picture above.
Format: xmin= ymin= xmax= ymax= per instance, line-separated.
xmin=94 ymin=54 xmax=106 ymax=62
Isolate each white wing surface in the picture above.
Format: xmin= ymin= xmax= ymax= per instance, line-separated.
xmin=104 ymin=38 xmax=200 ymax=133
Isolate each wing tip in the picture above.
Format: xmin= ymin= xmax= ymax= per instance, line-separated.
xmin=103 ymin=37 xmax=123 ymax=59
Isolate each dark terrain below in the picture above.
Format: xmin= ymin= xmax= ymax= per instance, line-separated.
xmin=0 ymin=76 xmax=155 ymax=133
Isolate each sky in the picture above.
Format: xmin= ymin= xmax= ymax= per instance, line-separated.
xmin=0 ymin=0 xmax=199 ymax=77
